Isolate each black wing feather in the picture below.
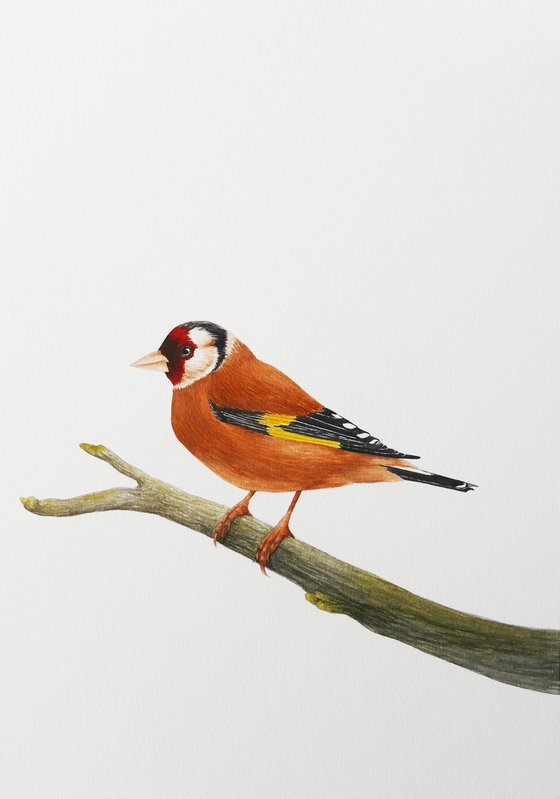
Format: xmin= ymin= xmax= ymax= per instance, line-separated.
xmin=209 ymin=401 xmax=418 ymax=459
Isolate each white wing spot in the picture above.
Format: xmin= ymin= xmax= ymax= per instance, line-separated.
xmin=331 ymin=413 xmax=342 ymax=419
xmin=357 ymin=432 xmax=369 ymax=438
xmin=343 ymin=423 xmax=356 ymax=429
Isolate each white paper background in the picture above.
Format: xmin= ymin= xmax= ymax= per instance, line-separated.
xmin=2 ymin=2 xmax=559 ymax=797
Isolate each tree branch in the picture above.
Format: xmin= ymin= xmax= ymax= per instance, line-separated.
xmin=21 ymin=444 xmax=559 ymax=695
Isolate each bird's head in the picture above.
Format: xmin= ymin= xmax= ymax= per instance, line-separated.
xmin=132 ymin=321 xmax=233 ymax=389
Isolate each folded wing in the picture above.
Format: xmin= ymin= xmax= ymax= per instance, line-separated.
xmin=209 ymin=401 xmax=418 ymax=459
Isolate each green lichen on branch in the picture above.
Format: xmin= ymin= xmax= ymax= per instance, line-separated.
xmin=305 ymin=591 xmax=348 ymax=614
xmin=79 ymin=442 xmax=107 ymax=457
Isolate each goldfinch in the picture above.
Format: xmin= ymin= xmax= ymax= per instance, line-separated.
xmin=132 ymin=321 xmax=475 ymax=573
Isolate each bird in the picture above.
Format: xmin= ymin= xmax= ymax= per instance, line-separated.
xmin=132 ymin=321 xmax=475 ymax=573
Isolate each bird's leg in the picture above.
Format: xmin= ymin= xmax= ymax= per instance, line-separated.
xmin=256 ymin=491 xmax=301 ymax=575
xmin=213 ymin=491 xmax=256 ymax=546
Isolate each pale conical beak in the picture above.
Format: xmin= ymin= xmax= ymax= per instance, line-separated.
xmin=131 ymin=350 xmax=169 ymax=372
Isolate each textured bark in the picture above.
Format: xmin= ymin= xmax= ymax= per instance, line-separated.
xmin=21 ymin=443 xmax=559 ymax=695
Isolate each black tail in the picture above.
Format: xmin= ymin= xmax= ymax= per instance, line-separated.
xmin=387 ymin=466 xmax=476 ymax=492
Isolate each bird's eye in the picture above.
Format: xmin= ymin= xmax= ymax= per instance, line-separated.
xmin=180 ymin=346 xmax=193 ymax=358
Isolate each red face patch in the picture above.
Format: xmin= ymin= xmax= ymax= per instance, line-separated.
xmin=159 ymin=325 xmax=197 ymax=385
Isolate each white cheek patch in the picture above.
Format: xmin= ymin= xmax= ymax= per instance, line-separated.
xmin=172 ymin=326 xmax=235 ymax=390
xmin=173 ymin=347 xmax=218 ymax=389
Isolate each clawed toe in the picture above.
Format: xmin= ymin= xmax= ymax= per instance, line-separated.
xmin=254 ymin=491 xmax=300 ymax=575
xmin=213 ymin=517 xmax=232 ymax=545
xmin=212 ymin=490 xmax=255 ymax=546
xmin=213 ymin=508 xmax=252 ymax=545
xmin=256 ymin=527 xmax=294 ymax=575
xmin=256 ymin=541 xmax=271 ymax=576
